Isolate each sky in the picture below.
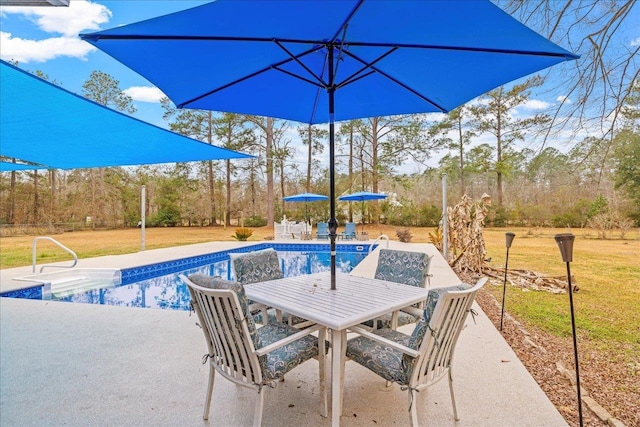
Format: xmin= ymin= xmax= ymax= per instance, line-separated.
xmin=1 ymin=0 xmax=638 ymax=175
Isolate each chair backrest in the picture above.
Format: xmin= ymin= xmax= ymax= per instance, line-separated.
xmin=182 ymin=273 xmax=265 ymax=385
xmin=406 ymin=277 xmax=487 ymax=387
xmin=316 ymin=222 xmax=328 ymax=234
xmin=374 ymin=249 xmax=433 ymax=288
xmin=230 ymin=248 xmax=283 ymax=284
xmin=344 ymin=222 xmax=356 ymax=235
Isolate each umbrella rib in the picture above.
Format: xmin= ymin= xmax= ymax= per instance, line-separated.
xmin=330 ymin=0 xmax=365 ymax=43
xmin=336 ymin=47 xmax=398 ymax=89
xmin=275 ymin=40 xmax=327 ymax=87
xmin=82 ymin=34 xmax=576 ymax=60
xmin=177 ymin=44 xmax=323 ymax=108
xmin=343 ymin=50 xmax=449 ymax=112
xmin=345 ymin=40 xmax=578 ymax=59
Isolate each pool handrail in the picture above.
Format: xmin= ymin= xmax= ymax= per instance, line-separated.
xmin=32 ymin=236 xmax=78 ymax=273
xmin=369 ymin=234 xmax=390 ymax=253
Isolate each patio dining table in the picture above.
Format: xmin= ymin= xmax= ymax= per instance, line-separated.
xmin=244 ymin=272 xmax=428 ymax=426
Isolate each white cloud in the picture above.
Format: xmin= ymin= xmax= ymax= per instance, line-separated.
xmin=0 ymin=0 xmax=110 ymax=63
xmin=520 ymin=99 xmax=551 ymax=110
xmin=556 ymin=95 xmax=572 ymax=104
xmin=0 ymin=31 xmax=95 ymax=63
xmin=0 ymin=0 xmax=111 ymax=37
xmin=123 ymin=86 xmax=166 ymax=103
xmin=630 ymin=37 xmax=640 ymax=47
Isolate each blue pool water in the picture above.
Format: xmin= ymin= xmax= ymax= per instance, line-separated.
xmin=2 ymin=243 xmax=373 ymax=311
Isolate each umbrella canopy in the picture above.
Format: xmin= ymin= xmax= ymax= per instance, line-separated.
xmin=0 ymin=60 xmax=251 ymax=170
xmin=283 ymin=193 xmax=329 ymax=203
xmin=81 ymin=0 xmax=578 ymax=289
xmin=339 ymin=191 xmax=387 ymax=202
xmin=339 ymin=191 xmax=387 ymax=233
xmin=283 ymin=193 xmax=328 ymax=223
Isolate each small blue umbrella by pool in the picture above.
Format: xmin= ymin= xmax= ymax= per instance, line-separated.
xmin=283 ymin=192 xmax=329 ymax=223
xmin=339 ymin=191 xmax=387 ymax=233
xmin=82 ymin=0 xmax=578 ymax=290
xmin=283 ymin=193 xmax=329 ymax=203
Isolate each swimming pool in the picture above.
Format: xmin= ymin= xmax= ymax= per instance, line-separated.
xmin=2 ymin=243 xmax=374 ymax=311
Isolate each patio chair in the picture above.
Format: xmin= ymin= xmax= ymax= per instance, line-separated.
xmin=367 ymin=249 xmax=434 ymax=329
xmin=230 ymin=248 xmax=310 ymax=327
xmin=344 ymin=277 xmax=487 ymax=426
xmin=315 ymin=222 xmax=329 ymax=240
xmin=181 ymin=274 xmax=327 ymax=426
xmin=340 ymin=222 xmax=357 ymax=240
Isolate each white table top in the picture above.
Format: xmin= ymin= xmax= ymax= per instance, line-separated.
xmin=244 ymin=272 xmax=428 ymax=330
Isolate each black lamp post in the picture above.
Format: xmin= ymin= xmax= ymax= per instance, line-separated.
xmin=500 ymin=232 xmax=516 ymax=331
xmin=554 ymin=233 xmax=583 ymax=427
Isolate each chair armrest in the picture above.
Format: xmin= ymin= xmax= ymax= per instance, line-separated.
xmin=254 ymin=324 xmax=322 ymax=356
xmin=400 ymin=306 xmax=423 ymax=319
xmin=347 ymin=325 xmax=420 ymax=358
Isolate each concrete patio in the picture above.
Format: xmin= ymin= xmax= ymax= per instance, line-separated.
xmin=0 ymin=241 xmax=567 ymax=426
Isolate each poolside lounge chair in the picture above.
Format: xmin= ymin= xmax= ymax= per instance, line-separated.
xmin=315 ymin=222 xmax=329 ymax=240
xmin=345 ymin=277 xmax=487 ymax=426
xmin=340 ymin=222 xmax=357 ymax=240
xmin=367 ymin=249 xmax=434 ymax=329
xmin=181 ymin=273 xmax=327 ymax=425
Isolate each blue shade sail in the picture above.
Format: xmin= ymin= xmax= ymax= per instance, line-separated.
xmin=0 ymin=162 xmax=47 ymax=172
xmin=0 ymin=61 xmax=251 ymax=170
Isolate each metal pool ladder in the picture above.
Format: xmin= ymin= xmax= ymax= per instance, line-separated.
xmin=369 ymin=234 xmax=389 ymax=253
xmin=32 ymin=236 xmax=78 ymax=273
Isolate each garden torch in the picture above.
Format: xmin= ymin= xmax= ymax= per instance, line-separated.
xmin=555 ymin=233 xmax=583 ymax=427
xmin=500 ymin=232 xmax=516 ymax=331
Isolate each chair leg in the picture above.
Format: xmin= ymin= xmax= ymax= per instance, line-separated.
xmin=318 ymin=328 xmax=328 ymax=417
xmin=409 ymin=389 xmax=420 ymax=427
xmin=253 ymin=387 xmax=265 ymax=427
xmin=448 ymin=368 xmax=459 ymax=421
xmin=203 ymin=363 xmax=215 ymax=420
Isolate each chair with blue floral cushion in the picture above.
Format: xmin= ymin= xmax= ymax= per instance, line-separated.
xmin=181 ymin=273 xmax=327 ymax=426
xmin=344 ymin=277 xmax=487 ymax=426
xmin=367 ymin=249 xmax=434 ymax=329
xmin=230 ymin=248 xmax=309 ymax=327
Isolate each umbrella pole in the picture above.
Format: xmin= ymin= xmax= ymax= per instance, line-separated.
xmin=328 ymin=48 xmax=337 ymax=290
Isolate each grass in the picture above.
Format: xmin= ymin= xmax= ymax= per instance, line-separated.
xmin=2 ymin=224 xmax=638 ymax=352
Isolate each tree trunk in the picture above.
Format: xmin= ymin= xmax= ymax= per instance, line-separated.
xmin=226 ymin=159 xmax=231 ymax=226
xmin=265 ymin=117 xmax=275 ymax=226
xmin=9 ymin=166 xmax=16 ymax=224
xmin=348 ymin=126 xmax=354 ymax=222
xmin=458 ymin=114 xmax=465 ymax=197
xmin=207 ymin=112 xmax=216 ymax=225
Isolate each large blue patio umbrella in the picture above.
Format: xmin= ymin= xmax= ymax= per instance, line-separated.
xmin=81 ymin=0 xmax=578 ymax=290
xmin=339 ymin=191 xmax=387 ymax=233
xmin=282 ymin=192 xmax=329 ymax=222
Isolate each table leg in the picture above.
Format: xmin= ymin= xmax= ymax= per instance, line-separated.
xmin=331 ymin=328 xmax=345 ymax=426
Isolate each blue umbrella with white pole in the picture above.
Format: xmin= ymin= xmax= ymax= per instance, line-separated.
xmin=81 ymin=0 xmax=578 ymax=290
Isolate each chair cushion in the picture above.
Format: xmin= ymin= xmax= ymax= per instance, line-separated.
xmin=361 ymin=311 xmax=418 ymax=329
xmin=374 ymin=249 xmax=429 ymax=288
xmin=188 ymin=273 xmax=261 ymax=349
xmin=230 ymin=248 xmax=282 ymax=284
xmin=257 ymin=322 xmax=320 ymax=380
xmin=252 ymin=309 xmax=309 ymax=326
xmin=407 ymin=283 xmax=472 ymax=350
xmin=346 ymin=328 xmax=412 ymax=384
